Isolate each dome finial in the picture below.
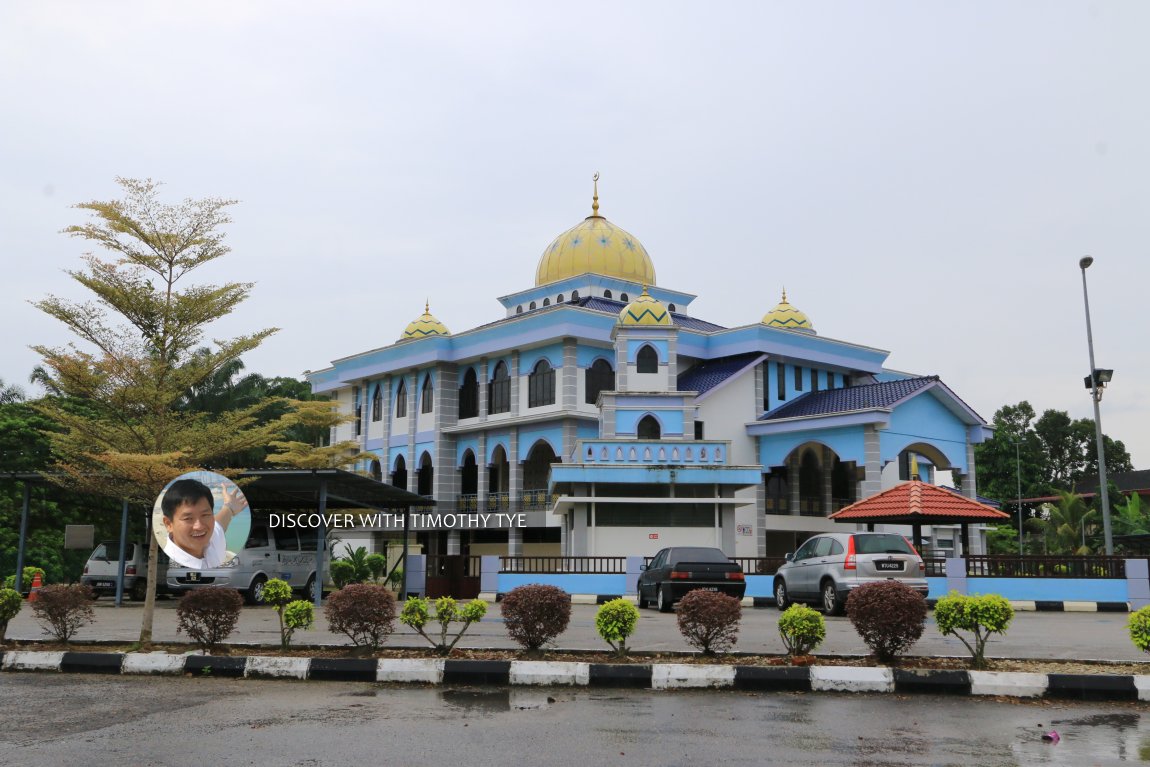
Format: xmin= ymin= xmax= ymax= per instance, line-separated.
xmin=591 ymin=171 xmax=600 ymax=217
xmin=781 ymin=287 xmax=787 ymax=303
xmin=425 ymin=298 xmax=430 ymax=314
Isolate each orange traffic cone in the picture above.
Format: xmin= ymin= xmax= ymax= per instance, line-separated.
xmin=28 ymin=571 xmax=43 ymax=602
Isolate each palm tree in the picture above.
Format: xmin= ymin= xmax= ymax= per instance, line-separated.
xmin=1113 ymin=493 xmax=1150 ymax=537
xmin=1041 ymin=491 xmax=1098 ymax=555
xmin=0 ymin=377 xmax=24 ymax=404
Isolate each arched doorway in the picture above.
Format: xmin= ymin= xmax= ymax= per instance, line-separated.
xmin=488 ymin=445 xmax=510 ymax=510
xmin=798 ymin=449 xmax=823 ymax=515
xmin=369 ymin=458 xmax=382 ymax=482
xmin=637 ymin=414 xmax=661 ymax=440
xmin=391 ymin=454 xmax=408 ymax=491
xmin=417 ymin=452 xmax=434 ymax=497
xmin=523 ymin=440 xmax=559 ymax=510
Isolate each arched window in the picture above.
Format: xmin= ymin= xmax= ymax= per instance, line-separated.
xmin=637 ymin=415 xmax=661 ymax=440
xmin=636 ymin=344 xmax=659 ymax=374
xmin=557 ymin=294 xmax=564 ymax=303
xmin=585 ymin=358 xmax=615 ymax=404
xmin=528 ymin=359 xmax=555 ymax=408
xmin=543 ymin=298 xmax=551 ymax=306
xmin=603 ymin=289 xmax=613 ymax=299
xmin=571 ymin=290 xmax=580 ymax=300
xmin=667 ymin=303 xmax=676 ymax=313
xmin=458 ymin=368 xmax=479 ymax=419
xmin=392 ymin=454 xmax=408 ymax=490
xmin=369 ymin=459 xmax=382 ymax=482
xmin=417 ymin=452 xmax=434 ymax=496
xmin=488 ymin=361 xmax=510 ymax=415
xmin=420 ymin=374 xmax=434 ymax=414
xmin=516 ymin=305 xmax=523 ymax=314
xmin=529 ymin=301 xmax=537 ymax=310
xmin=371 ymin=384 xmax=382 ymax=422
xmin=620 ymin=293 xmax=629 ymax=302
xmin=395 ymin=379 xmax=407 ymax=417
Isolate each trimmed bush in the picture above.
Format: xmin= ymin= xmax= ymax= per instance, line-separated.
xmin=4 ymin=566 xmax=46 ymax=592
xmin=0 ymin=587 xmax=24 ymax=641
xmin=777 ymin=604 xmax=825 ymax=657
xmin=329 ymin=560 xmax=355 ymax=589
xmin=365 ymin=553 xmax=387 ymax=582
xmin=846 ymin=580 xmax=927 ymax=664
xmin=1128 ymin=605 xmax=1150 ymax=654
xmin=31 ymin=584 xmax=94 ymax=643
xmin=400 ymin=596 xmax=487 ymax=656
xmin=501 ymin=584 xmax=572 ymax=652
xmin=176 ymin=587 xmax=244 ymax=654
xmin=263 ymin=578 xmax=303 ymax=650
xmin=281 ymin=600 xmax=314 ymax=648
xmin=676 ymin=590 xmax=741 ymax=655
xmin=595 ymin=598 xmax=639 ymax=657
xmin=325 ymin=583 xmax=397 ymax=650
xmin=934 ymin=591 xmax=1013 ymax=669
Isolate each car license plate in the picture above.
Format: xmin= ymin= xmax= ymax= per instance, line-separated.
xmin=186 ymin=572 xmax=200 ymax=582
xmin=876 ymin=561 xmax=902 ymax=571
xmin=700 ymin=587 xmax=719 ymax=591
xmin=95 ymin=580 xmax=115 ymax=589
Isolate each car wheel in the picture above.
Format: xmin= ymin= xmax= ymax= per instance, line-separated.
xmin=657 ymin=585 xmax=673 ymax=613
xmin=637 ymin=585 xmax=648 ymax=609
xmin=246 ymin=575 xmax=268 ymax=606
xmin=821 ymin=580 xmax=844 ymax=616
xmin=303 ymin=575 xmax=317 ymax=603
xmin=774 ymin=579 xmax=789 ymax=610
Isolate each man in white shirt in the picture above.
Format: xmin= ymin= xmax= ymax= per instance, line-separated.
xmin=160 ymin=478 xmax=247 ymax=570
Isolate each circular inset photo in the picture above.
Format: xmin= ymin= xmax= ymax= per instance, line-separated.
xmin=152 ymin=471 xmax=251 ymax=570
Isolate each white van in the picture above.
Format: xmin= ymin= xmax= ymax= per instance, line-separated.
xmin=81 ymin=541 xmax=169 ymax=600
xmin=166 ymin=514 xmax=322 ymax=605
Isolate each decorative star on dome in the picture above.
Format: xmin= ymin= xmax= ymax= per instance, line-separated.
xmin=598 ymin=236 xmax=609 ymax=246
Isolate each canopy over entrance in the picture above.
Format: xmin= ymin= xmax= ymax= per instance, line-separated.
xmin=829 ymin=479 xmax=1009 ymax=555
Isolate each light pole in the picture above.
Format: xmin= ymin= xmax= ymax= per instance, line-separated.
xmin=1079 ymin=256 xmax=1113 ymax=555
xmin=1014 ymin=440 xmax=1024 ymax=555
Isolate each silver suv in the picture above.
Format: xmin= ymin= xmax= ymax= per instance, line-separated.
xmin=773 ymin=532 xmax=927 ymax=615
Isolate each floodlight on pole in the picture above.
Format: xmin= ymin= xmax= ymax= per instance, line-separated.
xmin=1078 ymin=256 xmax=1113 ymax=555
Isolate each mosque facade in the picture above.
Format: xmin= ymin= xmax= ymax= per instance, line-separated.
xmin=307 ymin=183 xmax=992 ymax=560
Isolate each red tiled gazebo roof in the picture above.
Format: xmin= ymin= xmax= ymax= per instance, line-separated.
xmin=829 ymin=480 xmax=1011 ymax=525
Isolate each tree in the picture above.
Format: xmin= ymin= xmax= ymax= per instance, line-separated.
xmin=30 ymin=177 xmax=291 ymax=644
xmin=1040 ymin=491 xmax=1098 ymax=555
xmin=1034 ymin=409 xmax=1132 ymax=490
xmin=1113 ymin=493 xmax=1150 ymax=539
xmin=0 ymin=378 xmax=24 ymax=405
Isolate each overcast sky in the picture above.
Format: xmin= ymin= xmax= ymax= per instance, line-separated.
xmin=2 ymin=2 xmax=1147 ymax=469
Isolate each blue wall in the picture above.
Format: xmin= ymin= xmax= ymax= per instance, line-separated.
xmin=966 ymin=578 xmax=1127 ymax=602
xmin=616 ymin=409 xmax=684 ymax=436
xmin=882 ymin=392 xmax=968 ymax=471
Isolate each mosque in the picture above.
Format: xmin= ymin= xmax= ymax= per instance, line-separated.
xmin=307 ymin=180 xmax=992 ymax=561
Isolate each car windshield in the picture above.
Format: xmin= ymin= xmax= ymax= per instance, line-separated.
xmin=668 ymin=547 xmax=728 ymax=565
xmin=853 ymin=534 xmax=914 ymax=555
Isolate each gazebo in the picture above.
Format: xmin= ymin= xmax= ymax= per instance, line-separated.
xmin=829 ymin=480 xmax=1011 ymax=556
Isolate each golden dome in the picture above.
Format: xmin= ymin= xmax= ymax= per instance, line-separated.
xmin=619 ymin=286 xmax=671 ymax=326
xmin=535 ymin=175 xmax=656 ymax=286
xmin=402 ymin=302 xmax=450 ymax=340
xmin=761 ymin=290 xmax=815 ymax=333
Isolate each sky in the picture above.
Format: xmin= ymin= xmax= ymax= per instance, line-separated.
xmin=1 ymin=2 xmax=1147 ymax=467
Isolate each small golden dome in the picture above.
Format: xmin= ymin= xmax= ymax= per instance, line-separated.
xmin=402 ymin=301 xmax=450 ymax=340
xmin=535 ymin=175 xmax=656 ymax=286
xmin=761 ymin=290 xmax=815 ymax=333
xmin=619 ymin=286 xmax=671 ymax=326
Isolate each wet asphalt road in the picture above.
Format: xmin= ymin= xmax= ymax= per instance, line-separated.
xmin=6 ymin=600 xmax=1148 ymax=661
xmin=1 ymin=674 xmax=1148 ymax=766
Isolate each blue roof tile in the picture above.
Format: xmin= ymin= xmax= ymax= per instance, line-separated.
xmin=760 ymin=376 xmax=940 ymax=420
xmin=677 ymin=353 xmax=763 ymax=396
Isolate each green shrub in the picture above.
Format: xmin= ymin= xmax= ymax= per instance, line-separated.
xmin=176 ymin=587 xmax=244 ymax=654
xmin=501 ymin=584 xmax=572 ymax=652
xmin=676 ymin=590 xmax=741 ymax=655
xmin=31 ymin=584 xmax=94 ymax=643
xmin=263 ymin=578 xmax=300 ymax=649
xmin=4 ymin=566 xmax=46 ymax=592
xmin=0 ymin=588 xmax=24 ymax=641
xmin=933 ymin=591 xmax=1013 ymax=669
xmin=281 ymin=600 xmax=314 ymax=649
xmin=339 ymin=545 xmax=372 ymax=583
xmin=595 ymin=598 xmax=639 ymax=657
xmin=365 ymin=553 xmax=387 ymax=582
xmin=846 ymin=580 xmax=927 ymax=664
xmin=329 ymin=560 xmax=355 ymax=589
xmin=1128 ymin=605 xmax=1150 ymax=654
xmin=400 ymin=596 xmax=487 ymax=656
xmin=777 ymin=604 xmax=825 ymax=657
xmin=387 ymin=566 xmax=404 ymax=590
xmin=325 ymin=583 xmax=397 ymax=650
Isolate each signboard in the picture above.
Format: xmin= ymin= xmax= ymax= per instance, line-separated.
xmin=736 ymin=524 xmax=753 ymax=537
xmin=64 ymin=525 xmax=95 ymax=550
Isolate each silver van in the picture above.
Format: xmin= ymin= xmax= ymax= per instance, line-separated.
xmin=773 ymin=532 xmax=927 ymax=616
xmin=81 ymin=541 xmax=168 ymax=601
xmin=166 ymin=515 xmax=322 ymax=605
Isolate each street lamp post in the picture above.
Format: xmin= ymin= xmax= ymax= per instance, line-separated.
xmin=1079 ymin=256 xmax=1113 ymax=555
xmin=1014 ymin=440 xmax=1024 ymax=555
